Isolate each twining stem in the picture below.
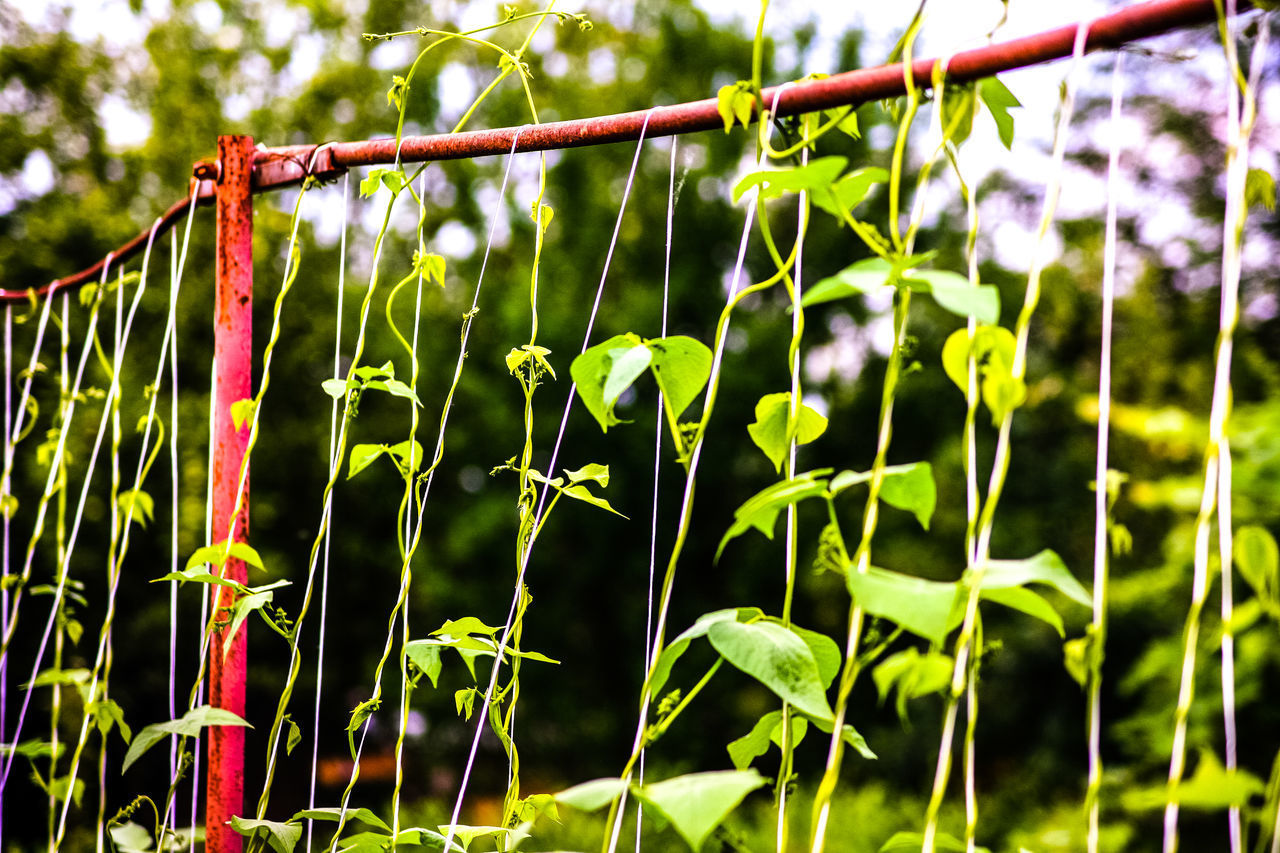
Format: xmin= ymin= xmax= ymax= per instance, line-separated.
xmin=599 ymin=197 xmax=803 ymax=853
xmin=1164 ymin=6 xmax=1263 ymax=852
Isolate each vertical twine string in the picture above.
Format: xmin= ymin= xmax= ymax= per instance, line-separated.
xmin=307 ymin=171 xmax=350 ymax=853
xmin=636 ymin=134 xmax=679 ymax=853
xmin=1086 ymin=51 xmax=1124 ymax=853
xmin=445 ymin=111 xmax=654 ymax=853
xmin=0 ymin=252 xmax=115 ymax=796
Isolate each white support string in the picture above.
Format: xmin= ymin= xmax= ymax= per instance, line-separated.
xmin=0 ymin=252 xmax=116 ymax=793
xmin=307 ymin=170 xmax=350 ymax=853
xmin=1087 ymin=51 xmax=1124 ymax=853
xmin=56 ymin=219 xmax=179 ymax=846
xmin=327 ymin=128 xmax=529 ymax=853
xmin=444 ymin=109 xmax=656 ymax=853
xmin=636 ymin=134 xmax=680 ymax=853
xmin=0 ymin=302 xmax=10 ymax=813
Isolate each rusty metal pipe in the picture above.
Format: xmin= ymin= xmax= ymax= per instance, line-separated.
xmin=207 ymin=134 xmax=253 ymax=853
xmin=0 ymin=0 xmax=1236 ymax=303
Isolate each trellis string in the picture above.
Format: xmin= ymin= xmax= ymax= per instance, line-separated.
xmin=328 ymin=128 xmax=528 ymax=852
xmin=1086 ymin=51 xmax=1125 ymax=853
xmin=446 ymin=110 xmax=655 ymax=853
xmin=636 ymin=134 xmax=680 ymax=853
xmin=0 ymin=253 xmax=117 ymax=799
xmin=307 ymin=170 xmax=350 ymax=853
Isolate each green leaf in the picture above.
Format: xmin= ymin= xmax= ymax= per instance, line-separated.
xmin=413 ymin=251 xmax=446 ymax=288
xmin=285 ymin=717 xmax=301 ymax=756
xmin=873 ymin=647 xmax=954 ymax=721
xmin=717 ymin=470 xmax=832 ymax=560
xmin=746 ymin=392 xmax=828 ymax=473
xmin=359 ymin=168 xmax=406 ymax=198
xmin=291 ymin=807 xmax=390 ymax=832
xmin=647 ymin=335 xmax=713 ymax=420
xmin=405 ymin=642 xmax=444 ymax=688
xmin=185 ymin=540 xmax=266 ymax=573
xmin=977 ymin=549 xmax=1090 ymax=609
xmin=940 ymin=81 xmax=976 ymax=146
xmin=940 ymin=325 xmax=1025 ymax=424
xmin=786 ymin=623 xmax=841 ymax=688
xmin=810 ymin=167 xmax=887 ymax=220
xmin=224 ymin=589 xmax=275 ymax=659
xmin=531 ymin=201 xmax=554 ymax=235
xmin=347 ymin=444 xmax=385 ymax=479
xmin=635 ymin=770 xmax=767 ymax=851
xmin=726 ymin=710 xmax=807 ymax=770
xmin=978 ymin=76 xmax=1021 ymax=149
xmin=571 ymin=334 xmax=641 ymax=431
xmin=1123 ymin=751 xmax=1264 ymax=811
xmin=716 ymin=81 xmax=754 ymax=133
xmin=733 ymin=157 xmax=848 ymax=203
xmin=108 ymin=822 xmax=155 ymax=853
xmin=881 ymin=830 xmax=989 ymax=852
xmin=151 ymin=565 xmax=239 ymax=587
xmin=829 ymin=462 xmax=936 ymax=530
xmin=564 ymin=463 xmax=609 ymax=487
xmin=88 ymin=697 xmax=132 ymax=743
xmin=560 ymin=484 xmax=626 ymax=518
xmin=825 ymin=106 xmax=860 ymax=139
xmin=903 ymin=269 xmax=1000 ymax=324
xmin=650 ymin=608 xmax=763 ymax=699
xmin=707 ymin=620 xmax=834 ymax=721
xmin=230 ymin=398 xmax=255 ymax=432
xmin=434 ymin=616 xmax=499 ymax=636
xmin=1246 ymin=168 xmax=1276 ymax=212
xmin=123 ymin=706 xmax=251 ymax=773
xmin=321 ymin=378 xmax=347 ymax=400
xmin=117 ymin=489 xmax=154 ymax=528
xmin=364 ymin=378 xmax=421 ymax=407
xmin=229 ymin=817 xmax=302 ymax=853
xmin=800 ymin=258 xmax=893 ymax=307
xmin=386 ymin=440 xmax=424 ymax=475
xmin=603 ymin=343 xmax=652 ymax=410
xmin=554 ymin=777 xmax=629 ymax=812
xmin=1235 ymin=525 xmax=1278 ymax=603
xmin=981 ymin=586 xmax=1065 ymax=636
xmin=847 ymin=567 xmax=960 ymax=646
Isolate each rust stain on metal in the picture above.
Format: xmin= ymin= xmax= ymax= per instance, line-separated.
xmin=207 ymin=134 xmax=254 ymax=853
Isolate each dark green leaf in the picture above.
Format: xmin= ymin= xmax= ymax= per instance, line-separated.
xmin=717 ymin=470 xmax=832 ymax=560
xmin=647 ymin=335 xmax=713 ymax=420
xmin=636 ymin=769 xmax=767 ymax=851
xmin=733 ymin=156 xmax=848 ymax=203
xmin=847 ymin=567 xmax=960 ymax=646
xmin=707 ymin=620 xmax=834 ymax=721
xmin=800 ymin=258 xmax=893 ymax=308
xmin=811 ymin=167 xmax=887 ymax=220
xmin=555 ymin=777 xmax=629 ymax=812
xmin=978 ymin=76 xmax=1020 ymax=149
xmin=123 ymin=706 xmax=251 ymax=773
xmin=903 ymin=269 xmax=1000 ymax=324
xmin=977 ymin=549 xmax=1090 ymax=609
xmin=746 ymin=392 xmax=828 ymax=473
xmin=650 ymin=608 xmax=762 ymax=699
xmin=229 ymin=817 xmax=302 ymax=853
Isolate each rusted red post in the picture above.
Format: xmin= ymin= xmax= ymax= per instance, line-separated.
xmin=208 ymin=134 xmax=253 ymax=853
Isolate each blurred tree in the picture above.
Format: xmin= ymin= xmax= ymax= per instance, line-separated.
xmin=0 ymin=1 xmax=1276 ymax=851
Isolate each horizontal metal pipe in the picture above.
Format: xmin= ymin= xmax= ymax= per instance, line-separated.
xmin=3 ymin=0 xmax=1236 ymax=302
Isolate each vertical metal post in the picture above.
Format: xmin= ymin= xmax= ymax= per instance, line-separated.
xmin=209 ymin=134 xmax=253 ymax=853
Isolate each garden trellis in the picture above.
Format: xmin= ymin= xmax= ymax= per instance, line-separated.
xmin=0 ymin=0 xmax=1274 ymax=852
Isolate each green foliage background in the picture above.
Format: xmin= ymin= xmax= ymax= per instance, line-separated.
xmin=1 ymin=1 xmax=1278 ymax=850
